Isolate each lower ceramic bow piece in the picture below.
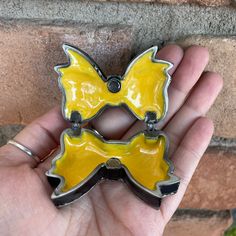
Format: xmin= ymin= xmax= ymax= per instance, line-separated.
xmin=46 ymin=44 xmax=180 ymax=208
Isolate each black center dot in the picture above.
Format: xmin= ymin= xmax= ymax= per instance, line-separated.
xmin=107 ymin=77 xmax=121 ymax=93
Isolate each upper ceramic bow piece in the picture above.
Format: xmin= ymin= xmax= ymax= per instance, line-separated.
xmin=56 ymin=44 xmax=172 ymax=124
xmin=46 ymin=44 xmax=180 ymax=208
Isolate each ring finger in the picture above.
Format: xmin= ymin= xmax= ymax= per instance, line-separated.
xmin=0 ymin=107 xmax=69 ymax=167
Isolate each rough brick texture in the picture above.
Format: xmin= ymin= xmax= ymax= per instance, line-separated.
xmin=164 ymin=210 xmax=232 ymax=236
xmin=97 ymin=0 xmax=231 ymax=6
xmin=181 ymin=148 xmax=236 ymax=209
xmin=0 ymin=21 xmax=133 ymax=125
xmin=0 ymin=125 xmax=24 ymax=146
xmin=158 ymin=0 xmax=231 ymax=5
xmin=178 ymin=36 xmax=236 ymax=138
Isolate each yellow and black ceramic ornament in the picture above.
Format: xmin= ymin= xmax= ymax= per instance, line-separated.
xmin=46 ymin=44 xmax=180 ymax=208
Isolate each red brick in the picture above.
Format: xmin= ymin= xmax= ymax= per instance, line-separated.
xmin=164 ymin=210 xmax=232 ymax=236
xmin=0 ymin=21 xmax=133 ymax=125
xmin=1 ymin=25 xmax=235 ymax=139
xmin=180 ymin=149 xmax=236 ymax=210
xmin=178 ymin=36 xmax=236 ymax=138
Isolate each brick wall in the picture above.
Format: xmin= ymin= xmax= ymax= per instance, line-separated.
xmin=0 ymin=1 xmax=235 ymax=235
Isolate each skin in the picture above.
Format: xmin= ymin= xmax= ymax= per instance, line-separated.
xmin=0 ymin=44 xmax=223 ymax=236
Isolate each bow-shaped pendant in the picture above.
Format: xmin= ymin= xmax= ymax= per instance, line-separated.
xmin=46 ymin=44 xmax=180 ymax=208
xmin=55 ymin=44 xmax=172 ymax=123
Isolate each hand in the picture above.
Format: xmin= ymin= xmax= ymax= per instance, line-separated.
xmin=0 ymin=44 xmax=222 ymax=236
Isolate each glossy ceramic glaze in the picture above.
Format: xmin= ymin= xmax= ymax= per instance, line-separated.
xmin=58 ymin=46 xmax=171 ymax=122
xmin=47 ymin=44 xmax=180 ymax=207
xmin=51 ymin=129 xmax=169 ymax=193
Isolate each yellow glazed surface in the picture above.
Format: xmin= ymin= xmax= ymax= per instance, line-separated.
xmin=59 ymin=47 xmax=171 ymax=122
xmin=52 ymin=129 xmax=170 ymax=193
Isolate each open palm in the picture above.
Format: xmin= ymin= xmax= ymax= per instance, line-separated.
xmin=0 ymin=44 xmax=222 ymax=236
